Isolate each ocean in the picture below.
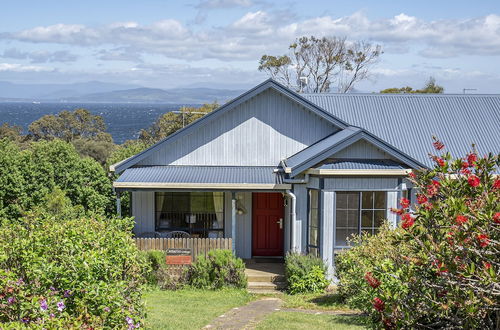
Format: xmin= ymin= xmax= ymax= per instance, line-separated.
xmin=0 ymin=102 xmax=196 ymax=144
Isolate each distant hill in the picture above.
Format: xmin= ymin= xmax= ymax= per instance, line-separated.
xmin=68 ymin=87 xmax=244 ymax=103
xmin=0 ymin=81 xmax=142 ymax=100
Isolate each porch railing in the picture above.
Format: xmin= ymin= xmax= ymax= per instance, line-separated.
xmin=133 ymin=237 xmax=232 ymax=260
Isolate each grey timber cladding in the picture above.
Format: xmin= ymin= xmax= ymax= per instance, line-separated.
xmin=116 ymin=166 xmax=283 ymax=184
xmin=137 ymin=89 xmax=338 ymax=167
xmin=303 ymin=93 xmax=500 ymax=168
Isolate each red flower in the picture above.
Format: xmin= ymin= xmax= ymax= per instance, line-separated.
xmin=432 ymin=179 xmax=440 ymax=186
xmin=400 ymin=197 xmax=410 ymax=209
xmin=435 ymin=157 xmax=445 ymax=167
xmin=373 ymin=297 xmax=385 ymax=312
xmin=467 ymin=153 xmax=477 ymax=165
xmin=390 ymin=208 xmax=404 ymax=215
xmin=427 ymin=183 xmax=439 ymax=197
xmin=461 ymin=168 xmax=471 ymax=175
xmin=461 ymin=161 xmax=469 ymax=169
xmin=408 ymin=172 xmax=416 ymax=179
xmin=433 ymin=140 xmax=445 ymax=150
xmin=455 ymin=215 xmax=468 ymax=225
xmin=433 ymin=260 xmax=448 ymax=274
xmin=493 ymin=179 xmax=500 ymax=190
xmin=401 ymin=213 xmax=415 ymax=229
xmin=494 ymin=212 xmax=500 ymax=224
xmin=468 ymin=175 xmax=480 ymax=187
xmin=483 ymin=261 xmax=492 ymax=270
xmin=364 ymin=272 xmax=381 ymax=289
xmin=477 ymin=234 xmax=490 ymax=247
xmin=416 ymin=194 xmax=428 ymax=204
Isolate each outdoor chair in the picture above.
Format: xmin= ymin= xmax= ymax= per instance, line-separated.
xmin=164 ymin=231 xmax=191 ymax=238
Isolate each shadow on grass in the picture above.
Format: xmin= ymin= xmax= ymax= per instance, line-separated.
xmin=330 ymin=315 xmax=370 ymax=327
xmin=309 ymin=293 xmax=345 ymax=307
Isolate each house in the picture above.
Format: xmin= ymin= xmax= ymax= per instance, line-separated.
xmin=110 ymin=79 xmax=500 ymax=277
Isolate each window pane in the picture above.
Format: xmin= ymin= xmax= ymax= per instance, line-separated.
xmin=374 ymin=210 xmax=386 ymax=227
xmin=374 ymin=191 xmax=387 ymax=209
xmin=311 ymin=211 xmax=318 ymax=227
xmin=347 ymin=210 xmax=359 ymax=228
xmin=309 ymin=247 xmax=319 ymax=257
xmin=362 ymin=192 xmax=373 ymax=209
xmin=336 ymin=192 xmax=348 ymax=209
xmin=336 ymin=228 xmax=357 ymax=247
xmin=310 ymin=190 xmax=318 ymax=208
xmin=348 ymin=193 xmax=359 ymax=209
xmin=361 ymin=210 xmax=373 ymax=227
xmin=309 ymin=227 xmax=318 ymax=246
xmin=336 ymin=210 xmax=348 ymax=227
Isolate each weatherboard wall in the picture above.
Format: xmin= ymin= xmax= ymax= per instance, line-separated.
xmin=137 ymin=89 xmax=338 ymax=167
xmin=131 ymin=191 xmax=155 ymax=235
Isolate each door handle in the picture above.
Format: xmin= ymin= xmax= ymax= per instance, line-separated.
xmin=277 ymin=218 xmax=283 ymax=229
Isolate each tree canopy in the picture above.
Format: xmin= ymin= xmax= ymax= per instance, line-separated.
xmin=139 ymin=102 xmax=219 ymax=145
xmin=380 ymin=77 xmax=444 ymax=94
xmin=259 ymin=36 xmax=382 ymax=93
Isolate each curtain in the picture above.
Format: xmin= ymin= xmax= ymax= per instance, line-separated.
xmin=213 ymin=192 xmax=224 ymax=229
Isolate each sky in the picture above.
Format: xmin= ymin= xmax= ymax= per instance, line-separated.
xmin=1 ymin=0 xmax=500 ymax=93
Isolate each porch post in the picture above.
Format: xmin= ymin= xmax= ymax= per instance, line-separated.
xmin=231 ymin=192 xmax=236 ymax=253
xmin=116 ymin=191 xmax=122 ymax=218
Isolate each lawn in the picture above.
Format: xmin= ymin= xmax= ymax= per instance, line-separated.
xmin=256 ymin=312 xmax=368 ymax=330
xmin=143 ymin=289 xmax=366 ymax=329
xmin=143 ymin=288 xmax=253 ymax=329
xmin=279 ymin=292 xmax=355 ymax=311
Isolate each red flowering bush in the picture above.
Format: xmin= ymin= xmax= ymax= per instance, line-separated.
xmin=337 ymin=142 xmax=499 ymax=329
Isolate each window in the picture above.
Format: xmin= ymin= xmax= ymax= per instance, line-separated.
xmin=155 ymin=192 xmax=224 ymax=238
xmin=308 ymin=190 xmax=320 ymax=257
xmin=335 ymin=191 xmax=387 ymax=248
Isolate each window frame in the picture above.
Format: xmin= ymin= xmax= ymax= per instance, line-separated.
xmin=154 ymin=192 xmax=225 ymax=238
xmin=307 ymin=189 xmax=321 ymax=257
xmin=334 ymin=191 xmax=388 ymax=249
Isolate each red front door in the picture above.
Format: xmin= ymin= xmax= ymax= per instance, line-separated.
xmin=252 ymin=192 xmax=284 ymax=257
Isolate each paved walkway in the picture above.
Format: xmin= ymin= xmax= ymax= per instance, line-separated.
xmin=203 ymin=298 xmax=282 ymax=329
xmin=203 ymin=298 xmax=363 ymax=329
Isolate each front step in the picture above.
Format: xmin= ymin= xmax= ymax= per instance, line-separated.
xmin=245 ymin=262 xmax=286 ymax=293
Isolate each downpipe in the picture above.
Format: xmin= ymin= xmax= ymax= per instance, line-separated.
xmin=286 ymin=190 xmax=297 ymax=252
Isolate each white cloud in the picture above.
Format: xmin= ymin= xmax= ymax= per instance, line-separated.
xmin=0 ymin=63 xmax=53 ymax=72
xmin=1 ymin=48 xmax=78 ymax=63
xmin=2 ymin=11 xmax=500 ymax=63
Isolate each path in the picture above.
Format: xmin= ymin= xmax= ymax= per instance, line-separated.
xmin=203 ymin=298 xmax=282 ymax=329
xmin=203 ymin=298 xmax=363 ymax=329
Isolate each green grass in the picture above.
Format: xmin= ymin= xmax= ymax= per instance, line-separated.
xmin=278 ymin=292 xmax=354 ymax=312
xmin=256 ymin=312 xmax=368 ymax=330
xmin=143 ymin=288 xmax=253 ymax=329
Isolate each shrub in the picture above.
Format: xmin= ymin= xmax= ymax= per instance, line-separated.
xmin=285 ymin=252 xmax=329 ymax=294
xmin=186 ymin=250 xmax=247 ymax=289
xmin=336 ymin=142 xmax=500 ymax=329
xmin=0 ymin=212 xmax=146 ymax=328
xmin=140 ymin=250 xmax=186 ymax=290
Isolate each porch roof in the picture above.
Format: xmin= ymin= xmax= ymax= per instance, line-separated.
xmin=114 ymin=165 xmax=291 ymax=190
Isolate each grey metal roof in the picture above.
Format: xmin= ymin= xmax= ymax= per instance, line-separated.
xmin=284 ymin=126 xmax=424 ymax=176
xmin=316 ymin=159 xmax=407 ymax=170
xmin=111 ymin=79 xmax=349 ymax=173
xmin=303 ymin=93 xmax=500 ymax=168
xmin=116 ymin=166 xmax=284 ymax=184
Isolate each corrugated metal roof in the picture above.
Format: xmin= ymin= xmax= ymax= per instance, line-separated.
xmin=317 ymin=159 xmax=407 ymax=170
xmin=116 ymin=166 xmax=283 ymax=184
xmin=303 ymin=93 xmax=500 ymax=168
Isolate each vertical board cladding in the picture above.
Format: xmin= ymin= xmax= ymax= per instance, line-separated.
xmin=136 ymin=89 xmax=338 ymax=166
xmin=131 ymin=191 xmax=155 ymax=235
xmin=323 ymin=177 xmax=400 ymax=190
xmin=321 ymin=191 xmax=335 ymax=280
xmin=224 ymin=192 xmax=252 ymax=259
xmin=331 ymin=139 xmax=392 ymax=159
xmin=293 ymin=183 xmax=308 ymax=253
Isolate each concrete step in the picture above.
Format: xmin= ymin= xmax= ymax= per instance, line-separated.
xmin=247 ymin=281 xmax=286 ymax=290
xmin=246 ymin=274 xmax=285 ymax=282
xmin=248 ymin=288 xmax=285 ymax=294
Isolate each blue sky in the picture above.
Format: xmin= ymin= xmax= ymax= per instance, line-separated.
xmin=1 ymin=0 xmax=500 ymax=92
